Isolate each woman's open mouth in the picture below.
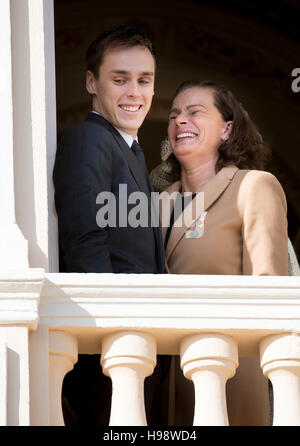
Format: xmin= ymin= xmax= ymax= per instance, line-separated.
xmin=176 ymin=131 xmax=198 ymax=141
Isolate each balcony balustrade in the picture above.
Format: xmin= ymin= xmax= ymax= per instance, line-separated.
xmin=0 ymin=270 xmax=300 ymax=426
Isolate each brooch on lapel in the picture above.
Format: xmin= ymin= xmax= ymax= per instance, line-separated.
xmin=185 ymin=211 xmax=208 ymax=238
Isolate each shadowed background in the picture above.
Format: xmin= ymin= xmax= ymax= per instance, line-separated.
xmin=54 ymin=0 xmax=300 ymax=425
xmin=54 ymin=0 xmax=300 ymax=258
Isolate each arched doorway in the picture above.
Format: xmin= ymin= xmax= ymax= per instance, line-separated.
xmin=54 ymin=0 xmax=300 ymax=253
xmin=54 ymin=0 xmax=300 ymax=425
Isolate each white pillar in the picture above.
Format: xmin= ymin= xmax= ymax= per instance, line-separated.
xmin=0 ymin=0 xmax=28 ymax=268
xmin=101 ymin=331 xmax=157 ymax=426
xmin=43 ymin=0 xmax=59 ymax=273
xmin=0 ymin=326 xmax=31 ymax=425
xmin=0 ymin=269 xmax=43 ymax=425
xmin=260 ymin=332 xmax=300 ymax=426
xmin=29 ymin=325 xmax=50 ymax=425
xmin=180 ymin=333 xmax=238 ymax=426
xmin=49 ymin=331 xmax=78 ymax=426
xmin=0 ymin=338 xmax=7 ymax=426
xmin=10 ymin=0 xmax=58 ymax=272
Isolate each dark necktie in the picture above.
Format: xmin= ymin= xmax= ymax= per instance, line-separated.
xmin=131 ymin=139 xmax=154 ymax=194
xmin=131 ymin=140 xmax=147 ymax=170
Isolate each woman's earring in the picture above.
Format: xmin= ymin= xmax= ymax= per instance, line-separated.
xmin=222 ymin=122 xmax=232 ymax=141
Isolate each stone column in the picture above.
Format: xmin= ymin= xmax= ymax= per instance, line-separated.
xmin=49 ymin=331 xmax=78 ymax=426
xmin=0 ymin=326 xmax=31 ymax=425
xmin=0 ymin=0 xmax=28 ymax=268
xmin=260 ymin=332 xmax=300 ymax=426
xmin=0 ymin=269 xmax=43 ymax=426
xmin=10 ymin=0 xmax=58 ymax=271
xmin=29 ymin=325 xmax=50 ymax=425
xmin=180 ymin=333 xmax=238 ymax=426
xmin=101 ymin=331 xmax=157 ymax=426
xmin=0 ymin=338 xmax=7 ymax=425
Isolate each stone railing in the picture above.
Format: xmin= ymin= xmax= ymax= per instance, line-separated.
xmin=1 ymin=270 xmax=300 ymax=426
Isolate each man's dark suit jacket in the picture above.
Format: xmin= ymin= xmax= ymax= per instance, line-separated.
xmin=53 ymin=112 xmax=168 ymax=426
xmin=53 ymin=112 xmax=165 ymax=274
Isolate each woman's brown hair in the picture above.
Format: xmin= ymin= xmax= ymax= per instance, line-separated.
xmin=151 ymin=80 xmax=271 ymax=191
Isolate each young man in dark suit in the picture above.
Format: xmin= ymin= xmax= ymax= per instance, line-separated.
xmin=53 ymin=25 xmax=168 ymax=426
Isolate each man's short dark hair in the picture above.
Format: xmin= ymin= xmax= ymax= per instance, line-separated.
xmin=86 ymin=24 xmax=155 ymax=78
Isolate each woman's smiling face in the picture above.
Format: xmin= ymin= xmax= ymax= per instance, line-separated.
xmin=168 ymin=87 xmax=231 ymax=164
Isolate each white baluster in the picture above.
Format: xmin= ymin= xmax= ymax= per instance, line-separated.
xmin=49 ymin=331 xmax=78 ymax=426
xmin=180 ymin=333 xmax=238 ymax=426
xmin=101 ymin=331 xmax=156 ymax=426
xmin=260 ymin=333 xmax=300 ymax=426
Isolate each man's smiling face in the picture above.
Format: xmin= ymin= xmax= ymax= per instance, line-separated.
xmin=86 ymin=45 xmax=155 ymax=137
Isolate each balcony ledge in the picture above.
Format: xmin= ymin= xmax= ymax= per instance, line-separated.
xmin=39 ymin=273 xmax=300 ymax=356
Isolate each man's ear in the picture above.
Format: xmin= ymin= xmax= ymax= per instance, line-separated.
xmin=86 ymin=70 xmax=96 ymax=95
xmin=221 ymin=121 xmax=232 ymax=141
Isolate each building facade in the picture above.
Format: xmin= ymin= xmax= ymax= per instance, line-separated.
xmin=1 ymin=0 xmax=300 ymax=426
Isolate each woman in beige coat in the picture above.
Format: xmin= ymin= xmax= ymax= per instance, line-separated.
xmin=154 ymin=80 xmax=288 ymax=276
xmin=151 ymin=80 xmax=289 ymax=425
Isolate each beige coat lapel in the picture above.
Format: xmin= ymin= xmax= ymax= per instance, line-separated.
xmin=164 ymin=165 xmax=239 ymax=262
